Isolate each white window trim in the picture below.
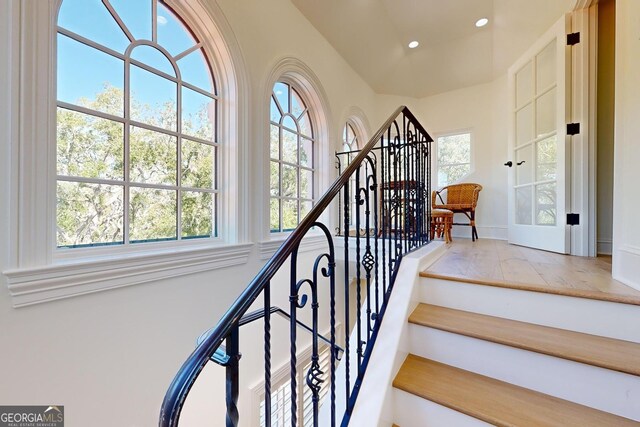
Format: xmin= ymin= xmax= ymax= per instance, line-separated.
xmin=433 ymin=129 xmax=474 ymax=188
xmin=3 ymin=0 xmax=250 ymax=307
xmin=250 ymin=324 xmax=342 ymax=427
xmin=261 ymin=57 xmax=333 ymax=241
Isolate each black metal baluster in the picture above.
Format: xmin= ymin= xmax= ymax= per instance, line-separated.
xmin=354 ymin=165 xmax=363 ymax=372
xmin=363 ymin=159 xmax=373 ymax=340
xmin=342 ymin=183 xmax=351 ymax=417
xmin=264 ymin=284 xmax=271 ymax=427
xmin=225 ymin=325 xmax=240 ymax=427
xmin=289 ymin=248 xmax=299 ymax=427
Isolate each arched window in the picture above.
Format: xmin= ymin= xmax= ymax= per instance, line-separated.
xmin=343 ymin=122 xmax=361 ymax=227
xmin=56 ymin=0 xmax=218 ymax=248
xmin=269 ymin=82 xmax=316 ymax=232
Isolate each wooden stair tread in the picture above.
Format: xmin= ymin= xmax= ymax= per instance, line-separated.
xmin=393 ymin=355 xmax=640 ymax=427
xmin=409 ymin=304 xmax=640 ymax=376
xmin=420 ymin=271 xmax=640 ymax=306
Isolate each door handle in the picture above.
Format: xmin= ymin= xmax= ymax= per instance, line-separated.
xmin=517 ymin=160 xmax=526 ymax=166
xmin=504 ymin=161 xmax=513 ymax=167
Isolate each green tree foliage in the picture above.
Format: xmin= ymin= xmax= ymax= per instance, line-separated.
xmin=57 ymin=84 xmax=215 ymax=247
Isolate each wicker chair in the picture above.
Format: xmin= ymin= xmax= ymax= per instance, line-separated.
xmin=432 ymin=183 xmax=483 ymax=241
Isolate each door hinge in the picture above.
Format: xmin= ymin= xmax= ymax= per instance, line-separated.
xmin=567 ymin=123 xmax=580 ymax=135
xmin=567 ymin=32 xmax=580 ymax=45
xmin=567 ymin=213 xmax=580 ymax=226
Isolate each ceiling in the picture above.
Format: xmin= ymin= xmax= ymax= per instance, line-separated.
xmin=291 ymin=0 xmax=576 ymax=98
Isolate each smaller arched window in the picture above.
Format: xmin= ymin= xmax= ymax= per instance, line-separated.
xmin=269 ymin=82 xmax=315 ymax=232
xmin=56 ymin=0 xmax=218 ymax=248
xmin=342 ymin=122 xmax=361 ymax=227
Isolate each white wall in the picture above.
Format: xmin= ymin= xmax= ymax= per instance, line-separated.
xmin=612 ymin=0 xmax=640 ymax=290
xmin=417 ymin=77 xmax=510 ymax=240
xmin=0 ymin=1 xmax=412 ymax=426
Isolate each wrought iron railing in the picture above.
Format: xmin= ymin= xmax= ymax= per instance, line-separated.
xmin=159 ymin=106 xmax=432 ymax=427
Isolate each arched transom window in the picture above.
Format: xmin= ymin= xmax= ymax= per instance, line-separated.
xmin=56 ymin=0 xmax=218 ymax=248
xmin=269 ymin=82 xmax=315 ymax=232
xmin=343 ymin=122 xmax=359 ymax=153
xmin=343 ymin=122 xmax=360 ymax=227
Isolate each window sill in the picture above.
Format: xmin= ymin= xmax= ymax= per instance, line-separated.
xmin=258 ymin=233 xmax=330 ymax=260
xmin=3 ymin=242 xmax=254 ymax=308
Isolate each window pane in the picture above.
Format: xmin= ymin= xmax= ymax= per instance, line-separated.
xmin=536 ymin=88 xmax=556 ymax=137
xmin=298 ymin=112 xmax=313 ymax=138
xmin=57 ymin=34 xmax=124 ymax=116
xmin=516 ymin=62 xmax=533 ymax=109
xmin=182 ymin=191 xmax=213 ymax=238
xmin=129 ymin=126 xmax=177 ymax=185
xmin=291 ymin=88 xmax=306 ymax=118
xmin=157 ymin=3 xmax=196 ymax=56
xmin=282 ymin=199 xmax=298 ymax=231
xmin=130 ymin=187 xmax=176 ymax=241
xmin=536 ymin=183 xmax=557 ymax=225
xmin=182 ymin=87 xmax=215 ymax=141
xmin=270 ymin=96 xmax=282 ymax=123
xmin=536 ymin=41 xmax=556 ymax=94
xmin=439 ymin=164 xmax=470 ymax=187
xmin=301 ymin=200 xmax=312 ymax=222
xmin=182 ymin=139 xmax=215 ymax=189
xmin=177 ymin=48 xmax=214 ymax=92
xmin=282 ymin=129 xmax=297 ymax=164
xmin=300 ymin=168 xmax=313 ymax=200
xmin=516 ymin=186 xmax=533 ymax=225
xmin=516 ymin=144 xmax=533 ymax=186
xmin=537 ymin=135 xmax=557 ymax=181
xmin=109 ymin=0 xmax=152 ymax=41
xmin=300 ymin=137 xmax=313 ymax=167
xmin=57 ymin=181 xmax=124 ymax=247
xmin=58 ymin=0 xmax=130 ymax=53
xmin=282 ymin=115 xmax=297 ymax=132
xmin=282 ymin=165 xmax=297 ymax=197
xmin=270 ymin=198 xmax=280 ymax=232
xmin=57 ymin=108 xmax=124 ymax=180
xmin=516 ymin=104 xmax=533 ymax=146
xmin=273 ymin=82 xmax=289 ymax=113
xmin=270 ymin=125 xmax=280 ymax=159
xmin=130 ymin=45 xmax=175 ymax=76
xmin=438 ymin=133 xmax=470 ymax=165
xmin=270 ymin=162 xmax=280 ymax=196
xmin=130 ymin=64 xmax=177 ymax=130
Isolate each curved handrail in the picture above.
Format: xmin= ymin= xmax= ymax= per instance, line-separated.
xmin=159 ymin=105 xmax=425 ymax=426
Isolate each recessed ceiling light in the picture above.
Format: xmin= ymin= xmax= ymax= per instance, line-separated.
xmin=475 ymin=18 xmax=489 ymax=28
xmin=408 ymin=41 xmax=419 ymax=49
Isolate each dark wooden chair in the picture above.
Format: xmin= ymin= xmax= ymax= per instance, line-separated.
xmin=432 ymin=183 xmax=483 ymax=241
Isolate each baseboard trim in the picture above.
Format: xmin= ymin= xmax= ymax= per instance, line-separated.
xmin=614 ymin=245 xmax=640 ymax=291
xmin=597 ymin=239 xmax=612 ymax=255
xmin=451 ymin=225 xmax=507 ymax=241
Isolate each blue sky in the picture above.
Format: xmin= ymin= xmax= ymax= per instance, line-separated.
xmin=57 ymin=0 xmax=213 ymax=123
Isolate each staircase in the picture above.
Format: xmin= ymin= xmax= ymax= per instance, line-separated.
xmin=388 ymin=270 xmax=640 ymax=426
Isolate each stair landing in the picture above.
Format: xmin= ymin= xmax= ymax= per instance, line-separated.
xmin=422 ymin=238 xmax=640 ymax=305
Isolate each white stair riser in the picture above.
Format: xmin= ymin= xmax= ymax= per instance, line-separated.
xmin=420 ymin=278 xmax=640 ymax=343
xmin=393 ymin=389 xmax=492 ymax=427
xmin=409 ymin=325 xmax=640 ymax=421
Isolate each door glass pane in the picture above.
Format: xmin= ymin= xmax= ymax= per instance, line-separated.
xmin=536 ymin=88 xmax=556 ymax=137
xmin=536 ymin=183 xmax=557 ymax=225
xmin=516 ymin=62 xmax=533 ymax=109
xmin=536 ymin=135 xmax=557 ymax=181
xmin=516 ymin=145 xmax=533 ymax=185
xmin=536 ymin=41 xmax=556 ymax=94
xmin=516 ymin=186 xmax=533 ymax=225
xmin=516 ymin=103 xmax=533 ymax=146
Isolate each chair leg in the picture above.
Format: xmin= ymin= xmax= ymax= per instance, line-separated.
xmin=470 ymin=211 xmax=477 ymax=241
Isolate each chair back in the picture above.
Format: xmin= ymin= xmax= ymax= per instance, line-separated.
xmin=433 ymin=183 xmax=482 ymax=208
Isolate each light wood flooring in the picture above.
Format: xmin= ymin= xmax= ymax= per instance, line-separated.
xmin=424 ymin=238 xmax=640 ymax=302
